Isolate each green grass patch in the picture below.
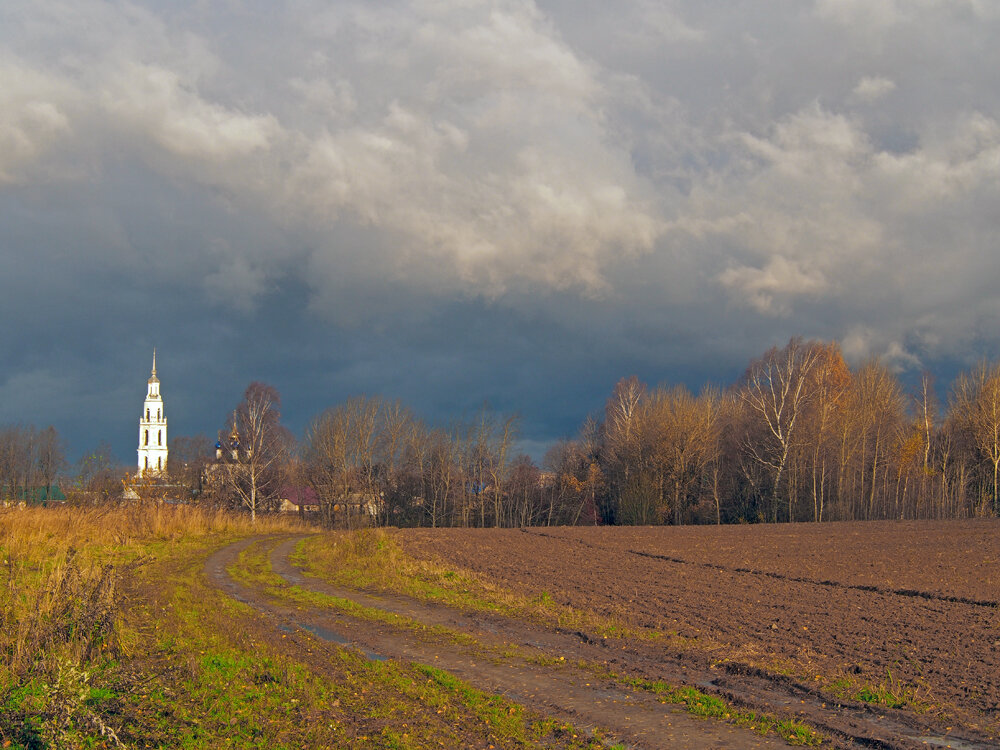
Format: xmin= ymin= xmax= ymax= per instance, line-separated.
xmin=827 ymin=669 xmax=924 ymax=712
xmin=855 ymin=684 xmax=906 ymax=709
xmin=591 ymin=668 xmax=824 ymax=746
xmin=128 ymin=537 xmax=601 ymax=748
xmin=413 ymin=663 xmax=605 ymax=749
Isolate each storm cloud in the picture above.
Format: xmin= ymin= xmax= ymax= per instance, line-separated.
xmin=2 ymin=0 xmax=999 ymax=462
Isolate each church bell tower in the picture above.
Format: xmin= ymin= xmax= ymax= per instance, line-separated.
xmin=137 ymin=350 xmax=168 ymax=476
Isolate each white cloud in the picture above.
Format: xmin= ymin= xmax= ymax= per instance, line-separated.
xmin=883 ymin=341 xmax=922 ymax=372
xmin=272 ymin=2 xmax=663 ymax=295
xmin=840 ymin=328 xmax=922 ymax=372
xmin=675 ymin=97 xmax=1000 ymax=350
xmin=717 ymin=256 xmax=827 ymax=316
xmin=852 ymin=76 xmax=896 ymax=103
xmin=0 ymin=60 xmax=74 ymax=183
xmin=815 ymin=0 xmax=904 ymax=29
xmin=817 ymin=0 xmax=998 ymax=28
xmin=0 ymin=0 xmax=663 ymax=304
xmin=100 ymin=62 xmax=279 ymax=161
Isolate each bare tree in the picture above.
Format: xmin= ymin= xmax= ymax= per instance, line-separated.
xmin=740 ymin=338 xmax=822 ymax=522
xmin=0 ymin=425 xmax=35 ymax=502
xmin=603 ymin=376 xmax=648 ymax=523
xmin=854 ymin=361 xmax=907 ymax=519
xmin=647 ymin=385 xmax=721 ymax=524
xmin=224 ymin=382 xmax=291 ymax=523
xmin=800 ymin=343 xmax=852 ymax=521
xmin=916 ymin=372 xmax=937 ymax=474
xmin=74 ymin=442 xmax=124 ymax=504
xmin=376 ymin=399 xmax=418 ymax=525
xmin=305 ymin=395 xmax=416 ymax=528
xmin=35 ymin=426 xmax=65 ymax=500
xmin=951 ymin=362 xmax=1000 ymax=515
xmin=168 ymin=434 xmax=213 ymax=501
xmin=425 ymin=427 xmax=459 ymax=527
xmin=303 ymin=405 xmax=351 ymax=528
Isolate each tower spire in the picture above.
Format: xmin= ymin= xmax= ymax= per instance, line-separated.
xmin=138 ymin=350 xmax=167 ymax=477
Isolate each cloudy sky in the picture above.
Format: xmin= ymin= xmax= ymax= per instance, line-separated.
xmin=3 ymin=0 xmax=1000 ymax=465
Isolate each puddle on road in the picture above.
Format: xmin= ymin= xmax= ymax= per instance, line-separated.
xmin=213 ymin=554 xmax=387 ymax=663
xmin=916 ymin=736 xmax=992 ymax=750
xmin=275 ymin=613 xmax=387 ymax=661
xmin=299 ymin=622 xmax=388 ymax=662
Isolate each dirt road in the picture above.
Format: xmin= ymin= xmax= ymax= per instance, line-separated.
xmin=206 ymin=534 xmax=995 ymax=749
xmin=208 ymin=535 xmax=793 ymax=749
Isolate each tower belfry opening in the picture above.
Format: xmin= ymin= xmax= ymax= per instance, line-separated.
xmin=137 ymin=350 xmax=168 ymax=476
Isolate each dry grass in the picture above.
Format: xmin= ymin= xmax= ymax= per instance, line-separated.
xmin=1 ymin=503 xmax=311 ymax=666
xmin=1 ymin=502 xmax=308 ymax=555
xmin=0 ymin=503 xmax=312 ymax=748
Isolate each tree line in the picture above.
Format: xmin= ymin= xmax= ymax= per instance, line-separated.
xmin=0 ymin=425 xmax=65 ymax=503
xmin=186 ymin=339 xmax=1000 ymax=525
xmin=5 ymin=337 xmax=1000 ymax=524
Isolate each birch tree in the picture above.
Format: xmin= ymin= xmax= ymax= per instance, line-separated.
xmin=226 ymin=382 xmax=291 ymax=523
xmin=740 ymin=338 xmax=822 ymax=522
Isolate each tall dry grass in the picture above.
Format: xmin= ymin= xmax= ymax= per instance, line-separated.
xmin=1 ymin=502 xmax=311 ymax=556
xmin=0 ymin=504 xmax=312 ymax=747
xmin=1 ymin=503 xmax=312 ymax=660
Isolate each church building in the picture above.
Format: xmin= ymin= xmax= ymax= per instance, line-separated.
xmin=137 ymin=351 xmax=168 ymax=476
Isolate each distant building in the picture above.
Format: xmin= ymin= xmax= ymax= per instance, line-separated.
xmin=0 ymin=485 xmax=66 ymax=508
xmin=137 ymin=350 xmax=168 ymax=476
xmin=277 ymin=485 xmax=320 ymax=514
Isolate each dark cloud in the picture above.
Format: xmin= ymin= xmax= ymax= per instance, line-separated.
xmin=2 ymin=0 xmax=1000 ymax=464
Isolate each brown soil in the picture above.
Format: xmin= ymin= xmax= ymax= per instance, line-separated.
xmin=397 ymin=521 xmax=1000 ymax=748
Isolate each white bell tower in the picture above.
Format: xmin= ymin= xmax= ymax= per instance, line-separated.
xmin=137 ymin=350 xmax=168 ymax=476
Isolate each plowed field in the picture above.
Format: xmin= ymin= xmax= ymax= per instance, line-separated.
xmin=398 ymin=520 xmax=1000 ymax=740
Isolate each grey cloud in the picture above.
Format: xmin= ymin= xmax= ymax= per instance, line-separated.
xmin=3 ymin=0 xmax=1000 ymax=462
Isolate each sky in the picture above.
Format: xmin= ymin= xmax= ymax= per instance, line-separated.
xmin=2 ymin=0 xmax=1000 ymax=466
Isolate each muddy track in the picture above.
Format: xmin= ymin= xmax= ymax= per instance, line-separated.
xmin=207 ymin=535 xmax=790 ymax=749
xmin=205 ymin=534 xmax=998 ymax=749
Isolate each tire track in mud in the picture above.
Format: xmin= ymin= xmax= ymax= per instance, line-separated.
xmin=207 ymin=534 xmax=999 ymax=750
xmin=519 ymin=529 xmax=998 ymax=609
xmin=205 ymin=535 xmax=793 ymax=750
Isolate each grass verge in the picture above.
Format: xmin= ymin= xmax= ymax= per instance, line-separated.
xmin=293 ymin=530 xmax=664 ymax=643
xmin=228 ymin=539 xmax=480 ymax=649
